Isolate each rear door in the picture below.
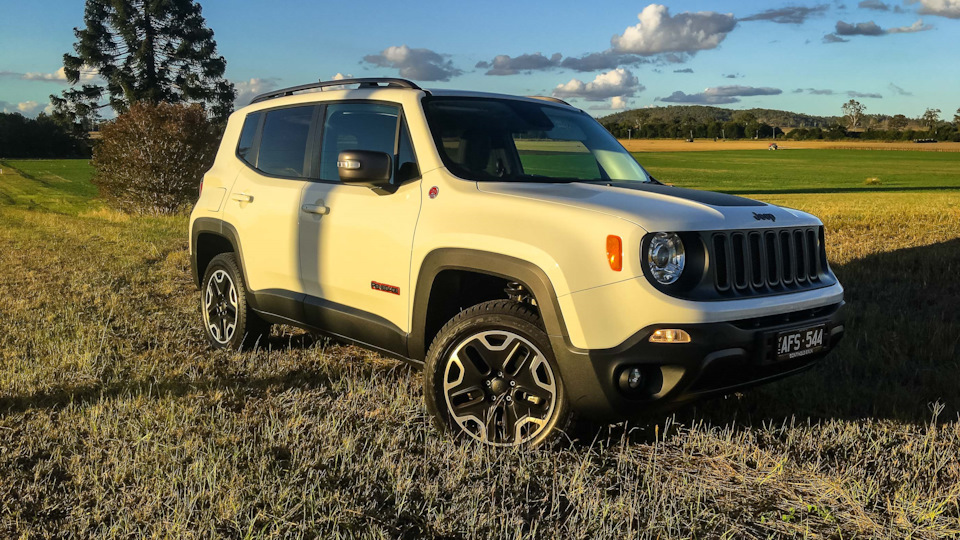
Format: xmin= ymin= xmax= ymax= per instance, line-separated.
xmin=223 ymin=105 xmax=318 ymax=294
xmin=299 ymin=102 xmax=422 ymax=345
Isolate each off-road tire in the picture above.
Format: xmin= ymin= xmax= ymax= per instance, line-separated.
xmin=424 ymin=300 xmax=572 ymax=447
xmin=200 ymin=253 xmax=271 ymax=350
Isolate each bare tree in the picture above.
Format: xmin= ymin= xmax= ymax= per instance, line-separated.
xmin=841 ymin=99 xmax=865 ymax=129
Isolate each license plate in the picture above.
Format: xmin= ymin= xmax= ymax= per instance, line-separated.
xmin=775 ymin=325 xmax=827 ymax=361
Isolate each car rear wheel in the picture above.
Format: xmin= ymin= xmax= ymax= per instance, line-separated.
xmin=424 ymin=300 xmax=571 ymax=447
xmin=201 ymin=253 xmax=270 ymax=349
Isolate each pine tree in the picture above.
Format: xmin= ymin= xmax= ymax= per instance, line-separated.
xmin=51 ymin=0 xmax=235 ymax=126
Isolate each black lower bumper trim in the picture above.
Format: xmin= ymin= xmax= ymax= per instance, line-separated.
xmin=552 ymin=301 xmax=845 ymax=421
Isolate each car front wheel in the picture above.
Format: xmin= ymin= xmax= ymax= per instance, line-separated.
xmin=424 ymin=300 xmax=571 ymax=447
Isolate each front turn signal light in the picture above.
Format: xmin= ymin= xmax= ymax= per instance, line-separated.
xmin=606 ymin=235 xmax=622 ymax=271
xmin=649 ymin=329 xmax=691 ymax=343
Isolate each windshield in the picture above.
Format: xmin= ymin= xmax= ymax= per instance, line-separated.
xmin=422 ymin=97 xmax=651 ymax=183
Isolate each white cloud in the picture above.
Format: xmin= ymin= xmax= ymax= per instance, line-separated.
xmin=322 ymin=73 xmax=355 ymax=91
xmin=21 ymin=66 xmax=99 ymax=83
xmin=610 ymin=96 xmax=631 ymax=110
xmin=611 ymin=4 xmax=737 ymax=55
xmin=915 ymin=0 xmax=960 ymax=18
xmin=858 ymin=0 xmax=905 ymax=11
xmin=587 ymin=96 xmax=633 ymax=111
xmin=559 ymin=51 xmax=650 ymax=72
xmin=660 ymin=85 xmax=782 ymax=104
xmin=552 ymin=68 xmax=644 ymax=101
xmin=233 ymin=78 xmax=280 ymax=106
xmin=886 ymin=18 xmax=934 ymax=32
xmin=362 ymin=45 xmax=463 ymax=81
xmin=0 ymin=100 xmax=46 ymax=117
xmin=476 ymin=52 xmax=562 ymax=75
xmin=834 ymin=18 xmax=932 ymax=35
xmin=17 ymin=101 xmax=41 ymax=114
xmin=740 ymin=5 xmax=830 ymax=24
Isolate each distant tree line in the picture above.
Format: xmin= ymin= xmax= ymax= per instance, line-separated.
xmin=603 ymin=111 xmax=786 ymax=140
xmin=600 ymin=103 xmax=960 ymax=142
xmin=0 ymin=113 xmax=89 ymax=159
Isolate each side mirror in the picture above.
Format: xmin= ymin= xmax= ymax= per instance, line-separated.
xmin=338 ymin=150 xmax=395 ymax=194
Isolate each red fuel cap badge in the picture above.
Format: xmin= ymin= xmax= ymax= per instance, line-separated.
xmin=428 ymin=186 xmax=439 ymax=199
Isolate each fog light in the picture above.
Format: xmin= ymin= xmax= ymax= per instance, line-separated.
xmin=649 ymin=329 xmax=691 ymax=343
xmin=618 ymin=367 xmax=644 ymax=392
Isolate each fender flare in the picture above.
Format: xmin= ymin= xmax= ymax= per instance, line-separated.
xmin=408 ymin=248 xmax=570 ymax=360
xmin=190 ymin=218 xmax=246 ymax=289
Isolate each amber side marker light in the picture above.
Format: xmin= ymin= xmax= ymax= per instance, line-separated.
xmin=606 ymin=235 xmax=622 ymax=271
xmin=649 ymin=329 xmax=692 ymax=343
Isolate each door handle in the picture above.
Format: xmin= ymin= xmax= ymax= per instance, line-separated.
xmin=231 ymin=193 xmax=253 ymax=203
xmin=301 ymin=203 xmax=330 ymax=215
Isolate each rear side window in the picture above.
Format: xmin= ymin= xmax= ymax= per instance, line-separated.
xmin=319 ymin=103 xmax=401 ymax=182
xmin=257 ymin=106 xmax=314 ymax=178
xmin=236 ymin=112 xmax=261 ymax=165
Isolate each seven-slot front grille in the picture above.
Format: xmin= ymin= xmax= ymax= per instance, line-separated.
xmin=709 ymin=227 xmax=827 ymax=296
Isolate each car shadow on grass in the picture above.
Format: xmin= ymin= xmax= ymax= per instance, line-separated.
xmin=656 ymin=237 xmax=960 ymax=432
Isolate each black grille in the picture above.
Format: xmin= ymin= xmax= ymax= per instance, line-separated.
xmin=709 ymin=226 xmax=827 ymax=297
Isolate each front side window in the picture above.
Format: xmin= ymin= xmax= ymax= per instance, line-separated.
xmin=256 ymin=106 xmax=314 ymax=178
xmin=319 ymin=103 xmax=405 ymax=182
xmin=423 ymin=97 xmax=650 ymax=183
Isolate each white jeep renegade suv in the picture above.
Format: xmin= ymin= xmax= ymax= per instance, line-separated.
xmin=190 ymin=78 xmax=845 ymax=447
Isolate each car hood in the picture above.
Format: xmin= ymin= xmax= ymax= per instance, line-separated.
xmin=476 ymin=181 xmax=820 ymax=232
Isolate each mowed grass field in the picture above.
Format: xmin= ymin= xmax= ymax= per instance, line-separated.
xmin=1 ymin=152 xmax=959 ymax=538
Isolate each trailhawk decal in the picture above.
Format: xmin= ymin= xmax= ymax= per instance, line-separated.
xmin=371 ymin=281 xmax=401 ymax=295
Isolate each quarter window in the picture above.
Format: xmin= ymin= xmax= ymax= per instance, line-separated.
xmin=236 ymin=112 xmax=261 ymax=165
xmin=257 ymin=106 xmax=315 ymax=178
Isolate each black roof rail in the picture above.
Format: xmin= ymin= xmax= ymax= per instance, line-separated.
xmin=526 ymin=95 xmax=572 ymax=106
xmin=250 ymin=77 xmax=423 ymax=104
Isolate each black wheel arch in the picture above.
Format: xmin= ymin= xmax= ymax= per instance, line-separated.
xmin=191 ymin=218 xmax=247 ymax=289
xmin=409 ymin=248 xmax=570 ymax=361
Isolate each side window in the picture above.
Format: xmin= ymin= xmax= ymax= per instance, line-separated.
xmin=319 ymin=103 xmax=402 ymax=182
xmin=256 ymin=106 xmax=314 ymax=178
xmin=236 ymin=112 xmax=261 ymax=165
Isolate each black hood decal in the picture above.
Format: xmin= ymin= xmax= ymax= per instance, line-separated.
xmin=605 ymin=182 xmax=766 ymax=207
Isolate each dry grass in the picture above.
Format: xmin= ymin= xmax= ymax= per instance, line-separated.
xmin=1 ymin=160 xmax=960 ymax=538
xmin=619 ymin=139 xmax=960 ymax=153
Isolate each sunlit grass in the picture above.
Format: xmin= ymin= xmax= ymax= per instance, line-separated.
xmin=1 ymin=157 xmax=959 ymax=537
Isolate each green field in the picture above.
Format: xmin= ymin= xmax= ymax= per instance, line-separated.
xmin=1 ymin=154 xmax=959 ymax=538
xmin=636 ymin=149 xmax=960 ymax=194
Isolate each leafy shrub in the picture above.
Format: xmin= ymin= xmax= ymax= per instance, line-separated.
xmin=92 ymin=102 xmax=219 ymax=214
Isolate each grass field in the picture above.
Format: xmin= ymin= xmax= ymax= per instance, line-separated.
xmin=620 ymin=139 xmax=960 ymax=153
xmin=2 ymin=154 xmax=959 ymax=538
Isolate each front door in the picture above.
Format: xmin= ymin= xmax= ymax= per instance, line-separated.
xmin=299 ymin=102 xmax=422 ymax=348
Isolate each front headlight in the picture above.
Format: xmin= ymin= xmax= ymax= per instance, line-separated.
xmin=647 ymin=232 xmax=685 ymax=284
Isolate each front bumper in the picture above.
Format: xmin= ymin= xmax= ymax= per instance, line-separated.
xmin=551 ymin=301 xmax=845 ymax=421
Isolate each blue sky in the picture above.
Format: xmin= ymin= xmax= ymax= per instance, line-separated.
xmin=1 ymin=0 xmax=958 ymax=119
